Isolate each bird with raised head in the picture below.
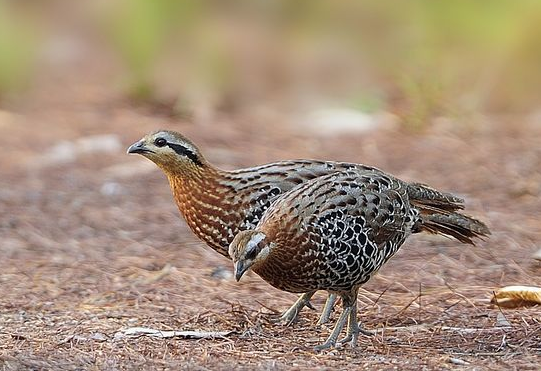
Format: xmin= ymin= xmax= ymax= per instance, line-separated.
xmin=128 ymin=130 xmax=383 ymax=324
xmin=229 ymin=170 xmax=489 ymax=350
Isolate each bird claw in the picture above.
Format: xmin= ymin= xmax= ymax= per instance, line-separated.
xmin=336 ymin=327 xmax=360 ymax=348
xmin=269 ymin=314 xmax=296 ymax=326
xmin=315 ymin=329 xmax=367 ymax=351
xmin=269 ymin=308 xmax=299 ymax=326
xmin=271 ymin=299 xmax=315 ymax=325
xmin=337 ymin=334 xmax=355 ymax=346
xmin=336 ymin=324 xmax=374 ymax=347
xmin=313 ymin=331 xmax=367 ymax=350
xmin=358 ymin=327 xmax=375 ymax=337
xmin=313 ymin=340 xmax=336 ymax=351
xmin=271 ymin=292 xmax=316 ymax=326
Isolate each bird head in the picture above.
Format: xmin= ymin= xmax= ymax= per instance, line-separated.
xmin=127 ymin=130 xmax=205 ymax=174
xmin=229 ymin=230 xmax=271 ymax=282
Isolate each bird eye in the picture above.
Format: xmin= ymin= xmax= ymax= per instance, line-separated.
xmin=154 ymin=137 xmax=167 ymax=147
xmin=245 ymin=247 xmax=257 ymax=260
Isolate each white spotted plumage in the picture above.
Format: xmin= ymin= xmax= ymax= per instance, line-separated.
xmin=230 ymin=168 xmax=488 ymax=349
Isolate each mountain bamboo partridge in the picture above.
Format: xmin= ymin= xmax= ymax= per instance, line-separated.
xmin=229 ymin=170 xmax=489 ymax=350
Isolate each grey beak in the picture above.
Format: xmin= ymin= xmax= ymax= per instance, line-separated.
xmin=127 ymin=140 xmax=153 ymax=155
xmin=234 ymin=261 xmax=248 ymax=282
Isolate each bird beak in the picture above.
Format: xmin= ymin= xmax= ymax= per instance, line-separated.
xmin=127 ymin=140 xmax=154 ymax=155
xmin=234 ymin=261 xmax=249 ymax=282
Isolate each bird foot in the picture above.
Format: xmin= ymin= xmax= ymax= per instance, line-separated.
xmin=359 ymin=327 xmax=375 ymax=337
xmin=269 ymin=311 xmax=298 ymax=326
xmin=270 ymin=293 xmax=316 ymax=326
xmin=313 ymin=334 xmax=363 ymax=351
xmin=270 ymin=301 xmax=314 ymax=326
xmin=337 ymin=333 xmax=357 ymax=347
xmin=313 ymin=339 xmax=337 ymax=351
xmin=345 ymin=325 xmax=375 ymax=338
xmin=336 ymin=325 xmax=374 ymax=347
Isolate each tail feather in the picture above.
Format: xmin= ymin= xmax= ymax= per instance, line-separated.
xmin=407 ymin=183 xmax=464 ymax=212
xmin=406 ymin=183 xmax=490 ymax=245
xmin=418 ymin=212 xmax=490 ymax=245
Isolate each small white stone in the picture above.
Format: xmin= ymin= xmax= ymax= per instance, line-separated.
xmin=91 ymin=332 xmax=108 ymax=342
xmin=303 ymin=108 xmax=378 ymax=136
xmin=100 ymin=182 xmax=124 ymax=197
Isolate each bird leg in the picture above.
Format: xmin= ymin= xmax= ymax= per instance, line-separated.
xmin=271 ymin=291 xmax=316 ymax=325
xmin=337 ymin=300 xmax=359 ymax=346
xmin=336 ymin=300 xmax=374 ymax=347
xmin=314 ymin=304 xmax=351 ymax=351
xmin=317 ymin=293 xmax=337 ymax=325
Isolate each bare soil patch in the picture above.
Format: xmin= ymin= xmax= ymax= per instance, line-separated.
xmin=1 ymin=63 xmax=540 ymax=370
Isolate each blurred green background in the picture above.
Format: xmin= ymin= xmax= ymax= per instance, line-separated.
xmin=1 ymin=0 xmax=540 ymax=129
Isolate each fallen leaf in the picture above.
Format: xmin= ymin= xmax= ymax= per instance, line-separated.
xmin=491 ymin=286 xmax=541 ymax=308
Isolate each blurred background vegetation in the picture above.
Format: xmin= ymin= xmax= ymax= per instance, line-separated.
xmin=1 ymin=0 xmax=540 ymax=129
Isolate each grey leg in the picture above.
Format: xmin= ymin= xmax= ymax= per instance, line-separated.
xmin=271 ymin=291 xmax=316 ymax=326
xmin=337 ymin=300 xmax=359 ymax=346
xmin=314 ymin=304 xmax=351 ymax=351
xmin=337 ymin=294 xmax=374 ymax=346
xmin=317 ymin=293 xmax=337 ymax=325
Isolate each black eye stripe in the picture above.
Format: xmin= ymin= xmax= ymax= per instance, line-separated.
xmin=246 ymin=247 xmax=258 ymax=260
xmin=166 ymin=142 xmax=202 ymax=166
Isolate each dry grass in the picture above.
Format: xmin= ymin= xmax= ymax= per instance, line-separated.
xmin=1 ymin=107 xmax=540 ymax=370
xmin=1 ymin=30 xmax=540 ymax=367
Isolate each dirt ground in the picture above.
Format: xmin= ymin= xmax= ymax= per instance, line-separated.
xmin=1 ymin=47 xmax=541 ymax=371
